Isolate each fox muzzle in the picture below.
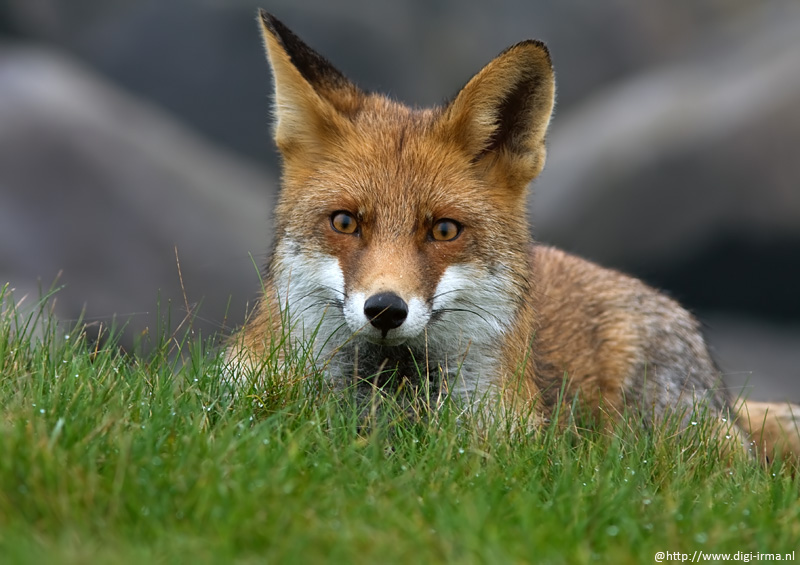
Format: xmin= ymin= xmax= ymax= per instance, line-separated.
xmin=363 ymin=292 xmax=409 ymax=337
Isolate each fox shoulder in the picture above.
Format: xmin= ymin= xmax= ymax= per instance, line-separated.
xmin=527 ymin=246 xmax=726 ymax=419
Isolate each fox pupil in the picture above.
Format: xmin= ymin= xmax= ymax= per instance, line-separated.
xmin=331 ymin=211 xmax=357 ymax=234
xmin=432 ymin=219 xmax=461 ymax=241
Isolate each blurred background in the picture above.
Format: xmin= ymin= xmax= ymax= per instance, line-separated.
xmin=1 ymin=0 xmax=798 ymax=400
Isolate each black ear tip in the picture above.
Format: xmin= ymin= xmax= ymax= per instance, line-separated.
xmin=529 ymin=39 xmax=551 ymax=61
xmin=257 ymin=9 xmax=280 ymax=34
xmin=258 ymin=11 xmax=301 ymax=54
xmin=505 ymin=39 xmax=552 ymax=67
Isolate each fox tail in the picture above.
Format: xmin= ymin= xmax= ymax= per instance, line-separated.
xmin=738 ymin=400 xmax=800 ymax=465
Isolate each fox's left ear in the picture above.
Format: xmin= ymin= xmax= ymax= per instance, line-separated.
xmin=439 ymin=41 xmax=555 ymax=186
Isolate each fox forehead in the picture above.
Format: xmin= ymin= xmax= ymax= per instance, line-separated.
xmin=279 ymin=100 xmax=522 ymax=233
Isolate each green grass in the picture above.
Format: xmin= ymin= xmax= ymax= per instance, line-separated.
xmin=0 ymin=284 xmax=798 ymax=564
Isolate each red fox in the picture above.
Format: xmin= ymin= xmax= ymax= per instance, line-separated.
xmin=229 ymin=10 xmax=800 ymax=463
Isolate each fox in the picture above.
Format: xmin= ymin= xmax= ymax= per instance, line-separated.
xmin=228 ymin=9 xmax=800 ymax=463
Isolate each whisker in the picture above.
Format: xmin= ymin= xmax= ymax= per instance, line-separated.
xmin=437 ymin=297 xmax=504 ymax=323
xmin=295 ymin=300 xmax=345 ymax=319
xmin=431 ymin=288 xmax=464 ymax=301
xmin=432 ymin=307 xmax=494 ymax=327
xmin=431 ymin=288 xmax=504 ymax=323
xmin=309 ymin=302 xmax=344 ymax=317
xmin=319 ymin=284 xmax=346 ymax=298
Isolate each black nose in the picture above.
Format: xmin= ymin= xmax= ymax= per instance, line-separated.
xmin=364 ymin=292 xmax=408 ymax=336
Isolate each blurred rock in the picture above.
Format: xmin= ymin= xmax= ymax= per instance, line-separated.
xmin=706 ymin=317 xmax=800 ymax=402
xmin=0 ymin=44 xmax=275 ymax=347
xmin=3 ymin=0 xmax=796 ymax=319
xmin=0 ymin=1 xmax=797 ymax=398
xmin=5 ymin=0 xmax=774 ymax=163
xmin=535 ymin=11 xmax=800 ymax=278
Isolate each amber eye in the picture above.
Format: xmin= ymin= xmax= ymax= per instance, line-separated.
xmin=331 ymin=211 xmax=358 ymax=235
xmin=430 ymin=219 xmax=462 ymax=242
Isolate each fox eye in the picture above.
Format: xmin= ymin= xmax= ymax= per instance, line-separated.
xmin=430 ymin=219 xmax=462 ymax=242
xmin=331 ymin=211 xmax=358 ymax=235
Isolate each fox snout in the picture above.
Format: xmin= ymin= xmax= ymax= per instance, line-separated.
xmin=363 ymin=292 xmax=408 ymax=337
xmin=342 ymin=286 xmax=431 ymax=346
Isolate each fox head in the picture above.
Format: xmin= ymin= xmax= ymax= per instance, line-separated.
xmin=257 ymin=11 xmax=555 ymax=382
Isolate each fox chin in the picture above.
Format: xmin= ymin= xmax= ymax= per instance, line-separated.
xmin=226 ymin=10 xmax=800 ymax=464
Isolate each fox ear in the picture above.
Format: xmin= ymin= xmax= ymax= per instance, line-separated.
xmin=258 ymin=10 xmax=362 ymax=155
xmin=440 ymin=41 xmax=555 ymax=185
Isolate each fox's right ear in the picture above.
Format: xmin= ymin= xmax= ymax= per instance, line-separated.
xmin=258 ymin=10 xmax=363 ymax=156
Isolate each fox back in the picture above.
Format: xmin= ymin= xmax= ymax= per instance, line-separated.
xmin=229 ymin=11 xmax=800 ymax=461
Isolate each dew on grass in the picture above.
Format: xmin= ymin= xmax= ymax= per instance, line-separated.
xmin=458 ymin=448 xmax=465 ymax=454
xmin=606 ymin=525 xmax=619 ymax=537
xmin=695 ymin=532 xmax=708 ymax=543
xmin=691 ymin=421 xmax=698 ymax=426
xmin=39 ymin=409 xmax=45 ymax=414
